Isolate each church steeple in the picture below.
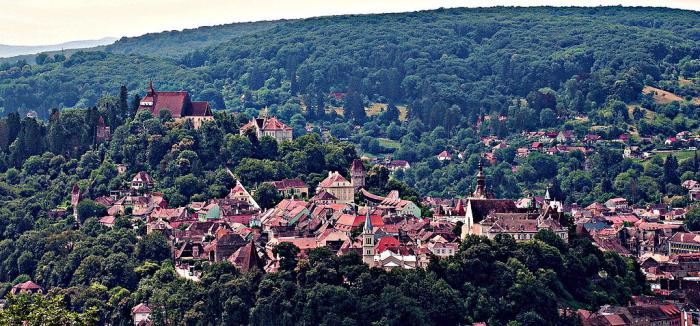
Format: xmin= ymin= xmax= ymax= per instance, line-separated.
xmin=362 ymin=206 xmax=375 ymax=266
xmin=472 ymin=158 xmax=487 ymax=198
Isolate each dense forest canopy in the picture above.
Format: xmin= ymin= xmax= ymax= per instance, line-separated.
xmin=105 ymin=20 xmax=281 ymax=59
xmin=0 ymin=6 xmax=698 ymax=119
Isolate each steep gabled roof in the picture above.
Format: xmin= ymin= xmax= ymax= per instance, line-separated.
xmin=311 ymin=190 xmax=338 ymax=202
xmin=13 ymin=280 xmax=42 ymax=291
xmin=228 ymin=241 xmax=262 ymax=273
xmin=262 ymin=117 xmax=292 ymax=131
xmin=132 ymin=303 xmax=152 ymax=314
xmin=467 ymin=198 xmax=521 ymax=223
xmin=318 ymin=171 xmax=350 ymax=188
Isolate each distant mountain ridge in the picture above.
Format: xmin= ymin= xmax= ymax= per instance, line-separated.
xmin=0 ymin=37 xmax=117 ymax=58
xmin=105 ymin=20 xmax=281 ymax=58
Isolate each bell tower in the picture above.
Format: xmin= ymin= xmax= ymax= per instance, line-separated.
xmin=472 ymin=159 xmax=487 ymax=199
xmin=362 ymin=207 xmax=375 ymax=266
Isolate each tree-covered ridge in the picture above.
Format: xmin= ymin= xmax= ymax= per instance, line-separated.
xmin=0 ymin=6 xmax=698 ymax=120
xmin=106 ymin=20 xmax=281 ymax=58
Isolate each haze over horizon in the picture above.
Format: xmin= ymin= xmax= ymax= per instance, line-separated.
xmin=1 ymin=0 xmax=699 ymax=46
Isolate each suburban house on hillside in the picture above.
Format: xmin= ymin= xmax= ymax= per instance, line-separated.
xmin=138 ymin=81 xmax=214 ymax=128
xmin=240 ymin=116 xmax=293 ymax=142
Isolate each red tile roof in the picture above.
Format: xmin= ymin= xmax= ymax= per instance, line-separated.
xmin=437 ymin=150 xmax=451 ymax=159
xmin=132 ymin=303 xmax=152 ymax=314
xmin=376 ymin=236 xmax=400 ymax=253
xmin=263 ymin=117 xmax=292 ymax=130
xmin=270 ymin=179 xmax=308 ymax=190
xmin=669 ymin=232 xmax=700 ymax=244
xmin=318 ymin=172 xmax=350 ymax=188
xmin=13 ymin=281 xmax=42 ymax=290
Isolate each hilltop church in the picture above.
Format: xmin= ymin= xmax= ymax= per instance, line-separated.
xmin=137 ymin=81 xmax=214 ymax=128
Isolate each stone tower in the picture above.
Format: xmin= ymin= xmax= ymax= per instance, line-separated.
xmin=350 ymin=159 xmax=366 ymax=190
xmin=362 ymin=207 xmax=375 ymax=266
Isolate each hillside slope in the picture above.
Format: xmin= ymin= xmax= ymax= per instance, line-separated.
xmin=105 ymin=20 xmax=281 ymax=58
xmin=0 ymin=6 xmax=698 ymax=120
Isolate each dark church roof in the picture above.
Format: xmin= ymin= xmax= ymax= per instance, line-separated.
xmin=467 ymin=198 xmax=522 ymax=223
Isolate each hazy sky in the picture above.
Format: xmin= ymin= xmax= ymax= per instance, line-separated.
xmin=2 ymin=0 xmax=699 ymax=45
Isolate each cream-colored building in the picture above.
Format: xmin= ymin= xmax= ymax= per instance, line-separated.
xmin=316 ymin=171 xmax=354 ymax=204
xmin=240 ymin=116 xmax=293 ymax=142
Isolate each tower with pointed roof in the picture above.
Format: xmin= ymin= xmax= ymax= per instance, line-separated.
xmin=362 ymin=207 xmax=375 ymax=266
xmin=350 ymin=159 xmax=366 ymax=190
xmin=472 ymin=159 xmax=488 ymax=199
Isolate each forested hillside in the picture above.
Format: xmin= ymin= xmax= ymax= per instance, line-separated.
xmin=105 ymin=20 xmax=280 ymax=58
xmin=0 ymin=6 xmax=698 ymax=121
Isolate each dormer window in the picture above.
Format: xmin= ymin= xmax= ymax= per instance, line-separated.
xmin=140 ymin=101 xmax=153 ymax=106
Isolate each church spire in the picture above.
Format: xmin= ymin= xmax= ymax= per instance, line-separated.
xmin=363 ymin=206 xmax=372 ymax=232
xmin=362 ymin=206 xmax=375 ymax=266
xmin=472 ymin=157 xmax=486 ymax=198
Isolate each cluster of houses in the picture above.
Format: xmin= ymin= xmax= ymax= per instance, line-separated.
xmin=69 ymin=157 xmax=569 ymax=282
xmin=549 ymin=191 xmax=700 ymax=325
xmin=18 ymin=83 xmax=700 ymax=325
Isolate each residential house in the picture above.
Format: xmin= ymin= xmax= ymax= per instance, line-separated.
xmin=623 ymin=146 xmax=642 ymax=159
xmin=131 ymin=171 xmax=155 ymax=191
xmin=11 ymin=281 xmax=43 ymax=295
xmin=360 ymin=189 xmax=422 ymax=217
xmin=132 ymin=303 xmax=152 ymax=326
xmin=239 ymin=116 xmax=293 ymax=142
xmin=556 ymin=130 xmax=575 ymax=143
xmin=268 ymin=179 xmax=309 ymax=198
xmin=605 ymin=198 xmax=629 ymax=210
xmin=226 ymin=181 xmax=260 ymax=210
xmin=437 ymin=150 xmax=452 ymax=161
xmin=584 ymin=134 xmax=602 ymax=144
xmin=385 ymin=160 xmax=411 ymax=171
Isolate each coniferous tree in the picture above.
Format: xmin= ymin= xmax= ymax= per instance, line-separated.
xmin=663 ymin=155 xmax=680 ymax=186
xmin=344 ymin=91 xmax=365 ymax=123
xmin=118 ymin=85 xmax=129 ymax=122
